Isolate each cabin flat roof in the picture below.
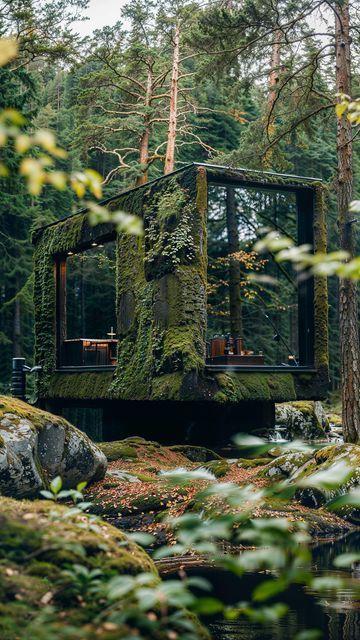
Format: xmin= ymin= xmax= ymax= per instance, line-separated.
xmin=35 ymin=162 xmax=322 ymax=233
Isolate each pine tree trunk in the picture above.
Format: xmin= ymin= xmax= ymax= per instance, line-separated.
xmin=268 ymin=30 xmax=281 ymax=109
xmin=136 ymin=69 xmax=152 ymax=186
xmin=225 ymin=187 xmax=243 ymax=337
xmin=164 ymin=20 xmax=180 ymax=175
xmin=335 ymin=1 xmax=360 ymax=442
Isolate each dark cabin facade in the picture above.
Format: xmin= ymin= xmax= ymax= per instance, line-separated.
xmin=32 ymin=164 xmax=329 ymax=443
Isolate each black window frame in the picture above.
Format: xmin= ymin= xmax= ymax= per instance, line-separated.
xmin=55 ymin=231 xmax=117 ymax=371
xmin=205 ymin=176 xmax=315 ymax=372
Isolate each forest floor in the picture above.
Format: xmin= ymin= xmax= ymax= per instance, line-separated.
xmin=85 ymin=437 xmax=354 ymax=549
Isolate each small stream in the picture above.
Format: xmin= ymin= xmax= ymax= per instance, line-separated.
xmin=201 ymin=532 xmax=360 ymax=640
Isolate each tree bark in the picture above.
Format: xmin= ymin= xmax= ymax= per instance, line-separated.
xmin=225 ymin=187 xmax=243 ymax=337
xmin=164 ymin=20 xmax=180 ymax=175
xmin=335 ymin=1 xmax=360 ymax=442
xmin=268 ymin=30 xmax=282 ymax=109
xmin=136 ymin=69 xmax=152 ymax=186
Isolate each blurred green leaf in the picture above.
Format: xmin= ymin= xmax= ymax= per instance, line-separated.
xmin=247 ymin=603 xmax=289 ymax=622
xmin=39 ymin=490 xmax=54 ymax=500
xmin=295 ymin=630 xmax=323 ymax=640
xmin=327 ymin=487 xmax=360 ymax=510
xmin=333 ymin=553 xmax=360 ymax=568
xmin=311 ymin=576 xmax=344 ymax=591
xmin=126 ymin=532 xmax=155 ymax=547
xmin=232 ymin=434 xmax=273 ymax=456
xmin=298 ymin=461 xmax=354 ymax=491
xmin=186 ymin=576 xmax=212 ymax=592
xmin=193 ymin=597 xmax=224 ymax=614
xmin=253 ymin=578 xmax=288 ymax=602
xmin=50 ymin=476 xmax=62 ymax=495
xmin=160 ymin=467 xmax=216 ymax=482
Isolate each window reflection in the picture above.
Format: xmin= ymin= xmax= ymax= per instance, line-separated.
xmin=207 ymin=185 xmax=299 ymax=366
xmin=62 ymin=242 xmax=117 ymax=367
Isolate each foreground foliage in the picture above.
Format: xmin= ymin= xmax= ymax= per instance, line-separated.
xmin=3 ymin=430 xmax=360 ymax=639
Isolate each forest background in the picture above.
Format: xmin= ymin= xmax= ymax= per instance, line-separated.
xmin=1 ymin=0 xmax=360 ymax=395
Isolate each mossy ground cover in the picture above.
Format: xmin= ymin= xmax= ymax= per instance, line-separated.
xmin=0 ymin=497 xmax=157 ymax=640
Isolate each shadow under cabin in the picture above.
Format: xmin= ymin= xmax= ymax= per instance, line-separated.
xmin=32 ymin=163 xmax=329 ymax=444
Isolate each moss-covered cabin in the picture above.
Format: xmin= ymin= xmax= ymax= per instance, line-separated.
xmin=33 ymin=163 xmax=329 ymax=442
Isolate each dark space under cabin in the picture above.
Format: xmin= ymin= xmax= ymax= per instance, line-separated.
xmin=32 ymin=163 xmax=329 ymax=444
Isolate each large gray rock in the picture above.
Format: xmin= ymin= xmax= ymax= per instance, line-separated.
xmin=275 ymin=401 xmax=329 ymax=440
xmin=0 ymin=396 xmax=107 ymax=498
xmin=261 ymin=451 xmax=312 ymax=479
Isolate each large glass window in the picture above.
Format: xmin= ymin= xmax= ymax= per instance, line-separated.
xmin=61 ymin=241 xmax=117 ymax=367
xmin=206 ymin=184 xmax=306 ymax=367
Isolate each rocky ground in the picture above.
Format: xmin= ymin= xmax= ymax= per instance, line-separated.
xmin=0 ymin=396 xmax=356 ymax=640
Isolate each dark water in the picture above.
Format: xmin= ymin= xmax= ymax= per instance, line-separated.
xmin=200 ymin=532 xmax=360 ymax=640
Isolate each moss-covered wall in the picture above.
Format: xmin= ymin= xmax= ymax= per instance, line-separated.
xmin=108 ymin=166 xmax=208 ymax=400
xmin=33 ymin=215 xmax=85 ymax=398
xmin=33 ymin=164 xmax=328 ymax=405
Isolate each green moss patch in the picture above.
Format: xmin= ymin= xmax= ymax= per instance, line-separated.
xmin=213 ymin=372 xmax=296 ymax=403
xmin=0 ymin=395 xmax=69 ymax=433
xmin=99 ymin=442 xmax=138 ymax=462
xmin=237 ymin=457 xmax=270 ymax=469
xmin=327 ymin=412 xmax=342 ymax=427
xmin=47 ymin=371 xmax=114 ymax=400
xmin=0 ymin=496 xmax=157 ymax=639
xmin=199 ymin=459 xmax=230 ymax=478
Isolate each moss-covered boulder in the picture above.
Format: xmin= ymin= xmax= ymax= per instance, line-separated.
xmin=261 ymin=444 xmax=360 ymax=522
xmin=237 ymin=457 xmax=270 ymax=469
xmin=198 ymin=459 xmax=230 ymax=478
xmin=291 ymin=444 xmax=360 ymax=520
xmin=169 ymin=445 xmax=222 ymax=462
xmin=0 ymin=496 xmax=208 ymax=639
xmin=99 ymin=441 xmax=139 ymax=462
xmin=261 ymin=451 xmax=313 ymax=479
xmin=0 ymin=397 xmax=106 ymax=498
xmin=275 ymin=401 xmax=328 ymax=440
xmin=98 ymin=437 xmax=190 ymax=470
